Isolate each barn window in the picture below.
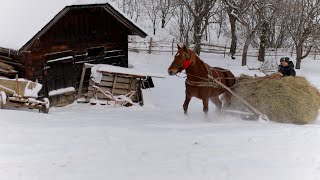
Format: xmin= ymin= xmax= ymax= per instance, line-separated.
xmin=87 ymin=47 xmax=104 ymax=57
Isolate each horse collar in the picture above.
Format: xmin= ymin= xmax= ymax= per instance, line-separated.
xmin=182 ymin=59 xmax=192 ymax=69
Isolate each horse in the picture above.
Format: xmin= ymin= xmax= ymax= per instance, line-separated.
xmin=167 ymin=44 xmax=236 ymax=114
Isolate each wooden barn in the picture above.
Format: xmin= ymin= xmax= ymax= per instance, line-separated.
xmin=0 ymin=0 xmax=147 ymax=106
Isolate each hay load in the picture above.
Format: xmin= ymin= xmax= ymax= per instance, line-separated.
xmin=231 ymin=75 xmax=320 ymax=124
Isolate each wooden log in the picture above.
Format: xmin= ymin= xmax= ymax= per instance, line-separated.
xmin=0 ymin=62 xmax=14 ymax=70
xmin=0 ymin=58 xmax=24 ymax=68
xmin=0 ymin=68 xmax=18 ymax=75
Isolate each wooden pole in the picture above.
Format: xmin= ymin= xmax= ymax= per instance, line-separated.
xmin=15 ymin=74 xmax=19 ymax=96
xmin=77 ymin=63 xmax=93 ymax=99
xmin=111 ymin=75 xmax=118 ymax=94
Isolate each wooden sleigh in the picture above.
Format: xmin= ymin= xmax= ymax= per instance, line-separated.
xmin=0 ymin=76 xmax=50 ymax=113
xmin=90 ymin=85 xmax=136 ymax=107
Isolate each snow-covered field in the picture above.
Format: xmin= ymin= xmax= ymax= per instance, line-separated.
xmin=1 ymin=51 xmax=320 ymax=180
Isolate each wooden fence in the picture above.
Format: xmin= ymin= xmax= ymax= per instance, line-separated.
xmin=129 ymin=38 xmax=320 ymax=60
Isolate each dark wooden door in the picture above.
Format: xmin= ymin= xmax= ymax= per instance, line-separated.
xmin=45 ymin=51 xmax=74 ymax=95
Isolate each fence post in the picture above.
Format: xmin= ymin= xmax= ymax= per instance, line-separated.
xmin=223 ymin=44 xmax=226 ymax=58
xmin=172 ymin=39 xmax=174 ymax=55
xmin=148 ymin=37 xmax=153 ymax=54
xmin=314 ymin=48 xmax=317 ymax=60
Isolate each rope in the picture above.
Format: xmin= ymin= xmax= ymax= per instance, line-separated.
xmin=185 ymin=79 xmax=220 ymax=88
xmin=175 ymin=74 xmax=187 ymax=78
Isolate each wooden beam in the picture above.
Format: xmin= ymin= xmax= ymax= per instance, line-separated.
xmin=111 ymin=75 xmax=117 ymax=94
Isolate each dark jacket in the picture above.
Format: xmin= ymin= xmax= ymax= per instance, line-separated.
xmin=279 ymin=61 xmax=296 ymax=76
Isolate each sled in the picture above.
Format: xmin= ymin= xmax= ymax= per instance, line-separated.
xmin=212 ymin=78 xmax=270 ymax=121
xmin=0 ymin=76 xmax=50 ymax=113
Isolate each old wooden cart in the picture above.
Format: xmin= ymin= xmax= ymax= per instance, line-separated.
xmin=77 ymin=63 xmax=165 ymax=106
xmin=0 ymin=76 xmax=50 ymax=113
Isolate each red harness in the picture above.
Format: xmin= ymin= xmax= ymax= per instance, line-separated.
xmin=182 ymin=59 xmax=192 ymax=69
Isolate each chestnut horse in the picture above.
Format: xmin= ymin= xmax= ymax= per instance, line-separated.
xmin=168 ymin=45 xmax=236 ymax=114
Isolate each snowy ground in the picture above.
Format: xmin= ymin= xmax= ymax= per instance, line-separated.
xmin=1 ymin=51 xmax=320 ymax=180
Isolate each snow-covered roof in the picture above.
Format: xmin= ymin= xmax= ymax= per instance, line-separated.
xmin=90 ymin=64 xmax=165 ymax=83
xmin=0 ymin=0 xmax=147 ymax=52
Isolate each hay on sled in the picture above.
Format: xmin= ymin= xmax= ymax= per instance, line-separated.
xmin=230 ymin=74 xmax=320 ymax=124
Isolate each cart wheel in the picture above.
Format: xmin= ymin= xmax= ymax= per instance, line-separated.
xmin=0 ymin=91 xmax=6 ymax=109
xmin=40 ymin=98 xmax=50 ymax=113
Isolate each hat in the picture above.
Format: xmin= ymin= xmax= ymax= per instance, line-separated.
xmin=280 ymin=57 xmax=289 ymax=63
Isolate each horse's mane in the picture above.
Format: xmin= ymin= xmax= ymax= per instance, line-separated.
xmin=187 ymin=48 xmax=208 ymax=67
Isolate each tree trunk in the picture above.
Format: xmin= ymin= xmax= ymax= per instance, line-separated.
xmin=153 ymin=20 xmax=156 ymax=35
xmin=161 ymin=19 xmax=165 ymax=28
xmin=193 ymin=18 xmax=202 ymax=55
xmin=242 ymin=34 xmax=255 ymax=66
xmin=296 ymin=44 xmax=303 ymax=69
xmin=229 ymin=14 xmax=237 ymax=58
xmin=258 ymin=42 xmax=266 ymax=62
xmin=242 ymin=40 xmax=251 ymax=66
xmin=179 ymin=6 xmax=184 ymax=42
xmin=258 ymin=22 xmax=268 ymax=62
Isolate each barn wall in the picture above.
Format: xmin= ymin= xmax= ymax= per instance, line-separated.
xmin=20 ymin=7 xmax=131 ymax=105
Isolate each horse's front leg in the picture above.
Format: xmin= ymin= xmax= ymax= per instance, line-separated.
xmin=202 ymin=98 xmax=209 ymax=114
xmin=183 ymin=95 xmax=192 ymax=114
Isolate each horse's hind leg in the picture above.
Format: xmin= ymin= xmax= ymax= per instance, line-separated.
xmin=222 ymin=92 xmax=232 ymax=110
xmin=183 ymin=95 xmax=192 ymax=114
xmin=210 ymin=96 xmax=222 ymax=111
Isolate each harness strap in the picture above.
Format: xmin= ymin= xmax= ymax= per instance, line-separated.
xmin=185 ymin=79 xmax=221 ymax=88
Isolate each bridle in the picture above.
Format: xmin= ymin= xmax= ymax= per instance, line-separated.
xmin=172 ymin=51 xmax=192 ymax=73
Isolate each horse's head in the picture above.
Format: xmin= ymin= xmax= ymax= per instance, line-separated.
xmin=168 ymin=44 xmax=193 ymax=76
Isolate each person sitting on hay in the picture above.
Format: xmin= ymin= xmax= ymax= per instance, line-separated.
xmin=278 ymin=57 xmax=296 ymax=77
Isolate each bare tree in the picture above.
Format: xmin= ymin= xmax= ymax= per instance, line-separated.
xmin=179 ymin=0 xmax=217 ymax=54
xmin=268 ymin=17 xmax=291 ymax=49
xmin=159 ymin=0 xmax=177 ymax=28
xmin=143 ymin=0 xmax=160 ymax=35
xmin=113 ymin=0 xmax=143 ymax=22
xmin=282 ymin=0 xmax=320 ymax=69
xmin=224 ymin=0 xmax=254 ymax=59
xmin=171 ymin=4 xmax=193 ymax=46
xmin=236 ymin=1 xmax=275 ymax=66
xmin=257 ymin=0 xmax=277 ymax=62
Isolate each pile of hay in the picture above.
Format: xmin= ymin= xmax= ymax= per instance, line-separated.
xmin=230 ymin=74 xmax=320 ymax=124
